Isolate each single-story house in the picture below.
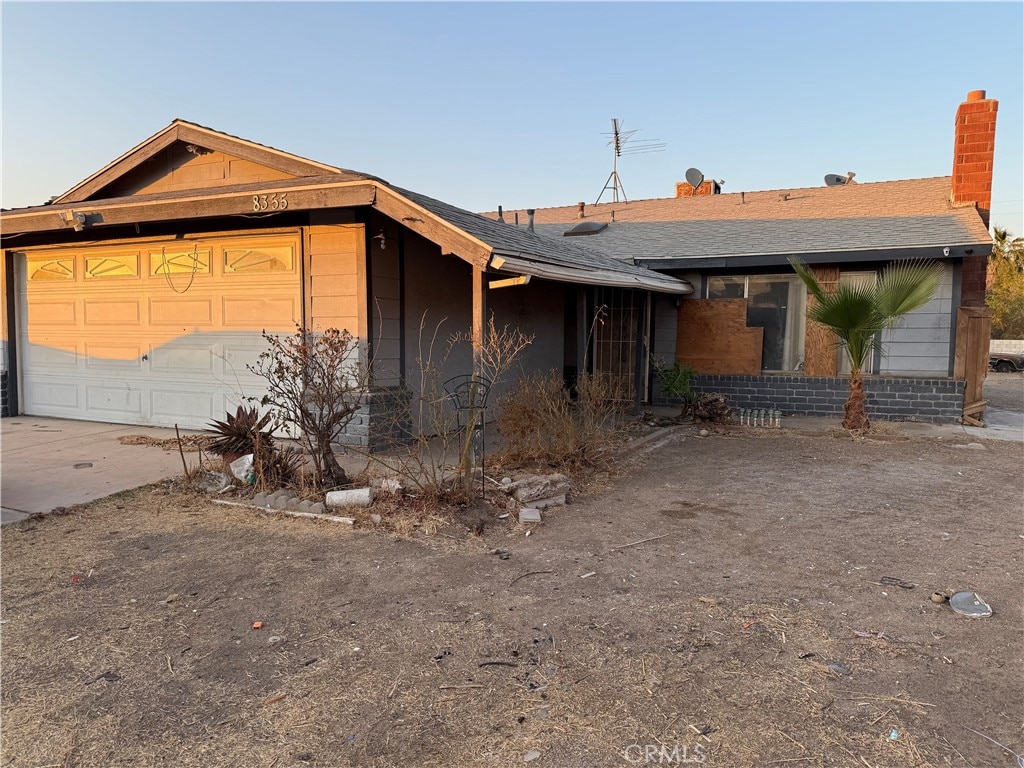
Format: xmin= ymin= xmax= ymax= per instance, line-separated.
xmin=484 ymin=90 xmax=999 ymax=424
xmin=0 ymin=120 xmax=690 ymax=441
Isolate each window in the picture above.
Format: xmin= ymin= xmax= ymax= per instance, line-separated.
xmin=224 ymin=245 xmax=294 ymax=273
xmin=707 ymin=274 xmax=807 ymax=371
xmin=28 ymin=257 xmax=74 ymax=281
xmin=150 ymin=248 xmax=211 ymax=276
xmin=85 ymin=254 xmax=139 ymax=279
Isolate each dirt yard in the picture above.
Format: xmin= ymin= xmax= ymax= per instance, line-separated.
xmin=2 ymin=427 xmax=1022 ymax=768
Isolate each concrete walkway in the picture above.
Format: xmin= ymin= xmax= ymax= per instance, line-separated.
xmin=0 ymin=418 xmax=199 ymax=524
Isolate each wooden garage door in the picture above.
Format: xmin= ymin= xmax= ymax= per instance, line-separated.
xmin=18 ymin=232 xmax=302 ymax=429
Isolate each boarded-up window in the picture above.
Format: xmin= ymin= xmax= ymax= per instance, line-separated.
xmin=707 ymin=274 xmax=806 ymax=371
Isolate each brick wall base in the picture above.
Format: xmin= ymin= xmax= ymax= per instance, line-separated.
xmin=653 ymin=374 xmax=965 ymax=424
xmin=337 ymin=386 xmax=413 ymax=451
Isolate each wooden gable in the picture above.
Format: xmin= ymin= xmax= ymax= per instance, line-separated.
xmin=99 ymin=142 xmax=297 ymax=198
xmin=54 ymin=120 xmax=342 ymax=204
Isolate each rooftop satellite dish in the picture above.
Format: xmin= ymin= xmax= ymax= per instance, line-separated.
xmin=824 ymin=174 xmax=848 ymax=187
xmin=685 ymin=167 xmax=705 ymax=189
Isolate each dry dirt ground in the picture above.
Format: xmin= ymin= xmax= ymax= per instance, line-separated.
xmin=2 ymin=427 xmax=1022 ymax=768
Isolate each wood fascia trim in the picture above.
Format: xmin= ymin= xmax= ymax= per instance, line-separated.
xmin=372 ymin=186 xmax=492 ymax=269
xmin=52 ymin=124 xmax=182 ymax=204
xmin=175 ymin=123 xmax=341 ymax=177
xmin=2 ymin=181 xmax=377 ymax=235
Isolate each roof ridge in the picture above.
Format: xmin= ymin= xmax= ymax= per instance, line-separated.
xmin=488 ymin=176 xmax=954 ymax=214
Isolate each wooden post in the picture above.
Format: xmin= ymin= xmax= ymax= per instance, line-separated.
xmin=576 ymin=286 xmax=588 ymax=375
xmin=953 ymin=306 xmax=993 ymax=418
xmin=472 ymin=265 xmax=487 ymax=374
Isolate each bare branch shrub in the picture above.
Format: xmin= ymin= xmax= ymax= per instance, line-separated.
xmin=248 ymin=326 xmax=370 ymax=490
xmin=358 ymin=313 xmax=533 ymax=499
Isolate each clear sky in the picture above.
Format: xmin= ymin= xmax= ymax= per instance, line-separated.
xmin=2 ymin=2 xmax=1022 ymax=235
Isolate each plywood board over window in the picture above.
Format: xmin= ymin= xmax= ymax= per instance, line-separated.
xmin=675 ymin=299 xmax=762 ymax=374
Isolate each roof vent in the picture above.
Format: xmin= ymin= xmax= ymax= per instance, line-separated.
xmin=563 ymin=221 xmax=609 ymax=237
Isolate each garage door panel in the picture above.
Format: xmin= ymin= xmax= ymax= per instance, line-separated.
xmin=24 ymin=378 xmax=80 ymax=411
xmin=150 ymin=343 xmax=215 ymax=373
xmin=149 ymin=388 xmax=216 ymax=425
xmin=86 ymin=384 xmax=143 ymax=417
xmin=84 ymin=298 xmax=142 ymax=326
xmin=150 ymin=297 xmax=214 ymax=327
xmin=29 ymin=299 xmax=77 ymax=326
xmin=222 ymin=296 xmax=298 ymax=328
xmin=24 ymin=341 xmax=81 ymax=368
xmin=85 ymin=343 xmax=145 ymax=369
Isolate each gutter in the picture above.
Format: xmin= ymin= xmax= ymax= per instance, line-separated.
xmin=491 ymin=252 xmax=693 ymax=294
xmin=636 ymin=242 xmax=993 ymax=270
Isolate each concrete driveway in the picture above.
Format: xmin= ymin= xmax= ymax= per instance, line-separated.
xmin=1 ymin=418 xmax=198 ymax=524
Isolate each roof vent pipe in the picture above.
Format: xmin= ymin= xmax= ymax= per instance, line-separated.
xmin=497 ymin=205 xmax=505 ymax=224
xmin=577 ymin=201 xmax=586 ymax=219
xmin=527 ymin=209 xmax=535 ymax=232
xmin=514 ymin=211 xmax=519 ymax=226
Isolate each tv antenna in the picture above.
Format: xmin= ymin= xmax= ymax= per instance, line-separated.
xmin=595 ymin=119 xmax=666 ymax=204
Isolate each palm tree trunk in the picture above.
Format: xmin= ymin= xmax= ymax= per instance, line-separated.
xmin=842 ymin=369 xmax=870 ymax=431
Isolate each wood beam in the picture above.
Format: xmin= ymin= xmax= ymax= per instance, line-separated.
xmin=2 ymin=183 xmax=376 ymax=236
xmin=472 ymin=266 xmax=487 ymax=374
xmin=373 ymin=187 xmax=492 ymax=270
xmin=54 ymin=125 xmax=181 ymax=204
xmin=176 ymin=124 xmax=341 ymax=178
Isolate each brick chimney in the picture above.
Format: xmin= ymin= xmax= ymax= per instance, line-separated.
xmin=951 ymin=89 xmax=998 ymax=226
xmin=951 ymin=90 xmax=998 ymax=307
xmin=675 ymin=180 xmax=720 ymax=198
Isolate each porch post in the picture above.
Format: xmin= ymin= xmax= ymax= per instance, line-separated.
xmin=576 ymin=286 xmax=588 ymax=375
xmin=472 ymin=265 xmax=487 ymax=374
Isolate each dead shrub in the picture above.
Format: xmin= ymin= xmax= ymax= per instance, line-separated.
xmin=495 ymin=370 xmax=630 ymax=472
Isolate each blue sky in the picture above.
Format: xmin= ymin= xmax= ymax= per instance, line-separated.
xmin=2 ymin=2 xmax=1022 ymax=234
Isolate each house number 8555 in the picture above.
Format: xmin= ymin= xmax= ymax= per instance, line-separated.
xmin=252 ymin=193 xmax=288 ymax=212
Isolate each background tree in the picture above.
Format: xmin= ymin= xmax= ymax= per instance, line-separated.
xmin=987 ymin=227 xmax=1024 ymax=339
xmin=790 ymin=258 xmax=942 ymax=431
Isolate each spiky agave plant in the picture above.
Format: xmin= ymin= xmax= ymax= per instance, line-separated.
xmin=207 ymin=405 xmax=276 ymax=459
xmin=790 ymin=258 xmax=942 ymax=431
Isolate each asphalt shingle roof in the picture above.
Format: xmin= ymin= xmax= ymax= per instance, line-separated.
xmin=394 ymin=186 xmax=682 ymax=288
xmin=482 ymin=177 xmax=993 ymax=263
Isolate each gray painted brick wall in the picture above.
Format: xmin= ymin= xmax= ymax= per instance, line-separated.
xmin=653 ymin=374 xmax=964 ymax=424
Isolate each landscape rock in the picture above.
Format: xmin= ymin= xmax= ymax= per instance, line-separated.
xmin=326 ymin=488 xmax=374 ymax=508
xmin=519 ymin=508 xmax=543 ymax=524
xmin=504 ymin=474 xmax=571 ymax=504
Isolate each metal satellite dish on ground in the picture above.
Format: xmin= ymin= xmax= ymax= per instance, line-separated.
xmin=685 ymin=167 xmax=704 ymax=192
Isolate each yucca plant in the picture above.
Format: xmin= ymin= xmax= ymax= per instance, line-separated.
xmin=207 ymin=405 xmax=276 ymax=460
xmin=790 ymin=258 xmax=942 ymax=431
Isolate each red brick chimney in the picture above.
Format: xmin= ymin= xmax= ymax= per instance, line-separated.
xmin=674 ymin=180 xmax=720 ymax=198
xmin=951 ymin=90 xmax=998 ymax=307
xmin=951 ymin=89 xmax=998 ymax=226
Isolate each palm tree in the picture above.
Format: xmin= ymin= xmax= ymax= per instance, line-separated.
xmin=991 ymin=227 xmax=1024 ymax=270
xmin=789 ymin=258 xmax=943 ymax=431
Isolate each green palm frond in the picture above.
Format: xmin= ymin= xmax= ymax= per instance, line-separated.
xmin=874 ymin=260 xmax=943 ymax=320
xmin=789 ymin=256 xmax=942 ymax=373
